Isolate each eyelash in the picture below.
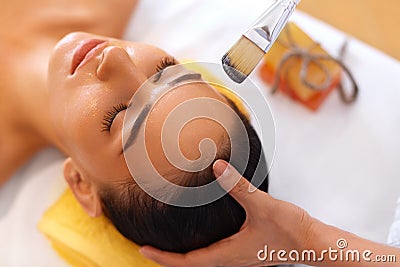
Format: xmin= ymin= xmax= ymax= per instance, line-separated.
xmin=156 ymin=56 xmax=177 ymax=73
xmin=101 ymin=103 xmax=128 ymax=132
xmin=101 ymin=57 xmax=177 ymax=133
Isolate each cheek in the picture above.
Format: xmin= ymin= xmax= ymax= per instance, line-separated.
xmin=59 ymin=95 xmax=129 ymax=181
xmin=71 ymin=98 xmax=101 ymax=143
xmin=52 ymin=89 xmax=100 ymax=148
xmin=73 ymin=141 xmax=129 ymax=186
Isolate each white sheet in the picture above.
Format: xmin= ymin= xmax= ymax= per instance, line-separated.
xmin=1 ymin=0 xmax=399 ymax=266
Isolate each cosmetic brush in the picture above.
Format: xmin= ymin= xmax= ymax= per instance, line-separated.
xmin=222 ymin=0 xmax=301 ymax=83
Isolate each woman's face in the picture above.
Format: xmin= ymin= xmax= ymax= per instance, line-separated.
xmin=48 ymin=32 xmax=229 ymax=189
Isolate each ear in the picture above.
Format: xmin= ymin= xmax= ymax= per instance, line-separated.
xmin=63 ymin=157 xmax=102 ymax=217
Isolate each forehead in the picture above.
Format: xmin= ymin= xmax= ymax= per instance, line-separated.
xmin=142 ymin=82 xmax=232 ymax=174
xmin=149 ymin=82 xmax=227 ymax=115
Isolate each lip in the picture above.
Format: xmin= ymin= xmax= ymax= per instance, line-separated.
xmin=70 ymin=39 xmax=107 ymax=75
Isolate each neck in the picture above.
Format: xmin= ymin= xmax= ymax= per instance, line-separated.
xmin=4 ymin=37 xmax=66 ymax=153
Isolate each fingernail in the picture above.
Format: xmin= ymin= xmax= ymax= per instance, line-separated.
xmin=139 ymin=247 xmax=150 ymax=257
xmin=139 ymin=247 xmax=145 ymax=255
xmin=213 ymin=160 xmax=229 ymax=178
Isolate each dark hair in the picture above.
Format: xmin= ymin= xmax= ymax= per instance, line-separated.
xmin=100 ymin=99 xmax=269 ymax=253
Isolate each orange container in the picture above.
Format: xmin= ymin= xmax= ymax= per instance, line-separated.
xmin=259 ymin=23 xmax=342 ymax=111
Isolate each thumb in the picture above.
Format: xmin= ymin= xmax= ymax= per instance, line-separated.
xmin=213 ymin=160 xmax=270 ymax=215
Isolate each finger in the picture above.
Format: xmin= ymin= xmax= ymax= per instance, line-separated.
xmin=213 ymin=160 xmax=272 ymax=214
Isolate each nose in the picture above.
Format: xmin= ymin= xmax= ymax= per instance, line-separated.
xmin=97 ymin=46 xmax=147 ymax=89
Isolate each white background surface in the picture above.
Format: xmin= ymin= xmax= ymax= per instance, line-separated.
xmin=1 ymin=0 xmax=399 ymax=266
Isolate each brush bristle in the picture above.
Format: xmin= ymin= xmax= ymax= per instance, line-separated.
xmin=222 ymin=36 xmax=264 ymax=83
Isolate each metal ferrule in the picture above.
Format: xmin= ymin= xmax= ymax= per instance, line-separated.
xmin=244 ymin=0 xmax=299 ymax=53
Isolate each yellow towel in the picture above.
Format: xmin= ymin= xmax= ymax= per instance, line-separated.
xmin=38 ymin=189 xmax=160 ymax=267
xmin=38 ymin=65 xmax=248 ymax=267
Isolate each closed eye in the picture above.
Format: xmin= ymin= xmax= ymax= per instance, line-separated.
xmin=156 ymin=56 xmax=178 ymax=73
xmin=153 ymin=56 xmax=178 ymax=82
xmin=101 ymin=103 xmax=128 ymax=132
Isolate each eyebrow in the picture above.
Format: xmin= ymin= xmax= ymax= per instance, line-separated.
xmin=123 ymin=104 xmax=151 ymax=151
xmin=123 ymin=73 xmax=202 ymax=151
xmin=169 ymin=73 xmax=202 ymax=85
